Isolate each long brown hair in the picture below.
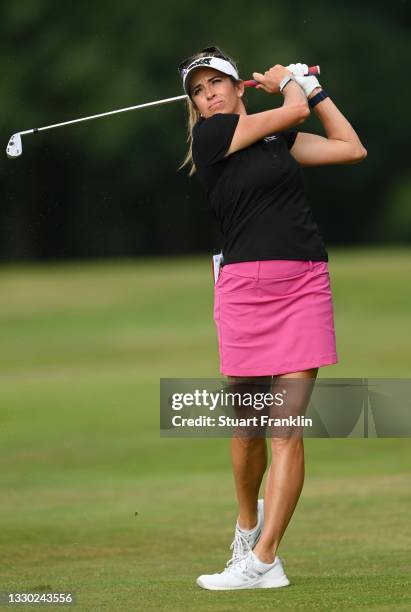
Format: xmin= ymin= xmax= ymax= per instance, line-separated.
xmin=178 ymin=47 xmax=243 ymax=176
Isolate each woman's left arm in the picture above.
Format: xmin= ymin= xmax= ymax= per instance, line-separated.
xmin=290 ymin=89 xmax=368 ymax=166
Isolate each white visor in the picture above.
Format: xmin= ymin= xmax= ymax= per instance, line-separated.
xmin=181 ymin=56 xmax=240 ymax=95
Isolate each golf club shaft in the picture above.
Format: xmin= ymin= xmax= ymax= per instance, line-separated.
xmin=18 ymin=94 xmax=189 ymax=137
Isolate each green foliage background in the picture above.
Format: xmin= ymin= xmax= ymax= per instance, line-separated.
xmin=1 ymin=1 xmax=410 ymax=260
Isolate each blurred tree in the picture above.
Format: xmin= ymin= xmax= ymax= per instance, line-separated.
xmin=374 ymin=174 xmax=411 ymax=242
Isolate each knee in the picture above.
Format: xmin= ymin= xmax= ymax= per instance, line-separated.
xmin=232 ymin=437 xmax=267 ymax=451
xmin=270 ymin=436 xmax=303 ymax=454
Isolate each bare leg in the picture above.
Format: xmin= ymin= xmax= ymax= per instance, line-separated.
xmin=229 ymin=376 xmax=270 ymax=530
xmin=231 ymin=437 xmax=267 ymax=529
xmin=253 ymin=368 xmax=318 ymax=563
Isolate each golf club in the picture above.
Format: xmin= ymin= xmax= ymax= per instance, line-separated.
xmin=6 ymin=65 xmax=320 ymax=159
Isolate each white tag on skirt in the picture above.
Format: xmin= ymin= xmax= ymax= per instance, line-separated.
xmin=212 ymin=252 xmax=223 ymax=285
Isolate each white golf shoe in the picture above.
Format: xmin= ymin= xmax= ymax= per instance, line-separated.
xmin=226 ymin=498 xmax=264 ymax=568
xmin=196 ymin=498 xmax=290 ymax=590
xmin=196 ymin=550 xmax=290 ymax=590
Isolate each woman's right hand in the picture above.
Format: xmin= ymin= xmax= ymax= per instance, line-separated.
xmin=252 ymin=65 xmax=292 ymax=94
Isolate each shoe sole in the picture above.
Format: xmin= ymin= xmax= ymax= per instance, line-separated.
xmin=256 ymin=574 xmax=290 ymax=589
xmin=196 ymin=574 xmax=290 ymax=590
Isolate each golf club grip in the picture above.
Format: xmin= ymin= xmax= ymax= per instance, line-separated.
xmin=243 ymin=65 xmax=320 ymax=88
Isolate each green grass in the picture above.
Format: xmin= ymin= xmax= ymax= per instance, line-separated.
xmin=0 ymin=248 xmax=410 ymax=611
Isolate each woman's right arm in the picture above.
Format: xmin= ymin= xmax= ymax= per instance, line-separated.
xmin=226 ymin=65 xmax=310 ymax=156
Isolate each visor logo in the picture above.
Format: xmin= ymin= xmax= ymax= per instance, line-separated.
xmin=188 ymin=57 xmax=212 ymax=69
xmin=183 ymin=57 xmax=213 ymax=77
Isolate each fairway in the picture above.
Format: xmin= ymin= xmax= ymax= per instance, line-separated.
xmin=1 ymin=248 xmax=410 ymax=611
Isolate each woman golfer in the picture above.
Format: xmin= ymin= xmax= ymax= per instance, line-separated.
xmin=178 ymin=46 xmax=366 ymax=590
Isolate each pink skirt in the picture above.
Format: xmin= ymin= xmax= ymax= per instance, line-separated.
xmin=214 ymin=260 xmax=338 ymax=377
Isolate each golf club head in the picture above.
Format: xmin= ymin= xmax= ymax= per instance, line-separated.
xmin=6 ymin=133 xmax=22 ymax=159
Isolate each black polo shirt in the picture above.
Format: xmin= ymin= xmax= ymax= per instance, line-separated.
xmin=192 ymin=112 xmax=328 ymax=264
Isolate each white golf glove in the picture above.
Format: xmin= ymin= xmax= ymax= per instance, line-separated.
xmin=286 ymin=63 xmax=308 ymax=76
xmin=286 ymin=63 xmax=321 ymax=97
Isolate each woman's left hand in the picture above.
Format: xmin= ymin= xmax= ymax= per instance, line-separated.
xmin=286 ymin=63 xmax=322 ymax=97
xmin=286 ymin=63 xmax=309 ymax=76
